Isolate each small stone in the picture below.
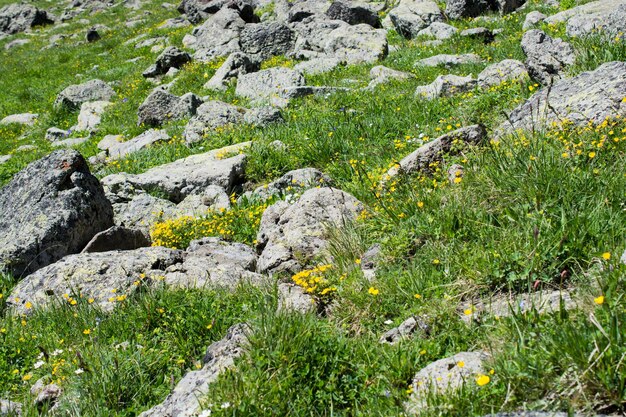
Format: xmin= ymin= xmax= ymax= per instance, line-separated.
xmin=0 ymin=113 xmax=38 ymax=126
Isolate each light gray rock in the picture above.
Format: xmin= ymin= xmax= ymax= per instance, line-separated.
xmin=102 ymin=142 xmax=249 ymax=203
xmin=204 ymin=52 xmax=258 ymax=91
xmin=621 ymin=249 xmax=626 ymax=265
xmin=0 ymin=155 xmax=11 ymax=164
xmin=367 ymin=65 xmax=414 ymax=89
xmin=142 ymin=46 xmax=192 ymax=78
xmin=324 ymin=23 xmax=388 ymax=64
xmin=325 ymin=0 xmax=381 ymax=27
xmin=294 ymin=57 xmax=343 ymax=75
xmin=360 ymin=243 xmax=382 ymax=280
xmin=417 ymin=21 xmax=458 ymax=39
xmin=0 ymin=113 xmax=38 ymax=126
xmin=447 ymin=163 xmax=464 ymax=184
xmin=250 ymin=168 xmax=332 ymax=201
xmin=522 ymin=10 xmax=546 ymax=30
xmin=97 ymin=134 xmax=124 ymax=151
xmin=521 ymin=29 xmax=575 ymax=85
xmin=173 ymin=92 xmax=204 ymax=119
xmin=242 ymin=106 xmax=283 ymax=126
xmin=51 ymin=137 xmax=89 ymax=148
xmin=277 ymin=283 xmax=316 ymax=313
xmin=0 ymin=399 xmax=21 ymax=416
xmin=291 ymin=16 xmax=347 ymax=56
xmin=414 ymin=74 xmax=476 ymax=99
xmin=545 ymin=0 xmax=626 ymax=38
xmin=477 ymin=59 xmax=529 ymax=88
xmin=497 ymin=61 xmax=626 ymax=135
xmin=191 ymin=8 xmax=246 ymax=62
xmin=31 ymin=382 xmax=62 ymax=409
xmin=184 ymin=101 xmax=247 ymax=144
xmin=415 ymin=53 xmax=483 ymax=67
xmin=406 ymin=351 xmax=489 ymax=413
xmin=45 ymin=127 xmax=70 ymax=142
xmin=485 ymin=412 xmax=582 ymax=417
xmin=54 ymin=80 xmax=115 ymax=110
xmin=257 ymin=187 xmax=364 ymax=274
xmin=81 ymin=226 xmax=151 ymax=253
xmin=110 ymin=193 xmax=178 ymax=236
xmin=235 ymin=67 xmax=306 ymax=106
xmin=75 ymin=100 xmax=111 ymax=132
xmin=0 ymin=150 xmax=113 ymax=277
xmin=135 ymin=36 xmax=167 ymax=49
xmin=240 ymin=22 xmax=295 ymax=60
xmin=4 ymin=38 xmax=30 ymax=50
xmin=107 ymin=129 xmax=170 ymax=160
xmin=387 ymin=125 xmax=486 ymax=178
xmin=388 ymin=0 xmax=444 ymax=39
xmin=174 ymin=185 xmax=231 ymax=217
xmin=139 ymin=323 xmax=250 ymax=417
xmin=379 ymin=315 xmax=430 ymax=344
xmin=288 ymin=0 xmax=330 ymax=22
xmin=0 ymin=4 xmax=53 ymax=35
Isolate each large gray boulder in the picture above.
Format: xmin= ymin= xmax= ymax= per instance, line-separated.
xmin=102 ymin=142 xmax=249 ymax=203
xmin=256 ymin=187 xmax=363 ymax=274
xmin=75 ymin=101 xmax=111 ymax=132
xmin=545 ymin=0 xmax=626 ymax=38
xmin=388 ymin=0 xmax=443 ymax=39
xmin=106 ymin=129 xmax=171 ymax=160
xmin=414 ymin=74 xmax=476 ymax=99
xmin=54 ymin=80 xmax=115 ymax=111
xmin=288 ymin=0 xmax=330 ymax=22
xmin=235 ymin=67 xmax=306 ymax=106
xmin=325 ymin=0 xmax=381 ymax=27
xmin=0 ymin=113 xmax=38 ymax=126
xmin=204 ymin=52 xmax=258 ymax=91
xmin=521 ymin=29 xmax=575 ymax=85
xmin=142 ymin=46 xmax=192 ymax=78
xmin=291 ymin=16 xmax=346 ymax=56
xmin=415 ymin=53 xmax=482 ymax=67
xmin=0 ymin=4 xmax=53 ymax=35
xmin=477 ymin=59 xmax=529 ymax=89
xmin=0 ymin=150 xmax=113 ymax=277
xmin=240 ymin=22 xmax=295 ymax=60
xmin=190 ymin=8 xmax=246 ymax=62
xmin=387 ymin=125 xmax=487 ymax=178
xmin=139 ymin=323 xmax=250 ymax=417
xmin=137 ymin=89 xmax=202 ymax=127
xmin=323 ymin=23 xmax=388 ymax=64
xmin=497 ymin=61 xmax=626 ymax=136
xmin=183 ymin=100 xmax=247 ymax=144
xmin=416 ymin=22 xmax=458 ymax=40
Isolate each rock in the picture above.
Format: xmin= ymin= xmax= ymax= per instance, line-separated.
xmin=0 ymin=113 xmax=38 ymax=126
xmin=81 ymin=226 xmax=150 ymax=253
xmin=0 ymin=399 xmax=21 ymax=416
xmin=323 ymin=23 xmax=388 ymax=64
xmin=250 ymin=168 xmax=332 ymax=201
xmin=417 ymin=22 xmax=458 ymax=40
xmin=15 ymin=145 xmax=37 ymax=152
xmin=388 ymin=0 xmax=444 ymax=39
xmin=0 ymin=4 xmax=53 ymax=35
xmin=414 ymin=74 xmax=476 ymax=99
xmin=406 ymin=351 xmax=489 ymax=412
xmin=139 ymin=323 xmax=250 ymax=417
xmin=173 ymin=92 xmax=203 ymax=119
xmin=0 ymin=150 xmax=113 ymax=277
xmin=291 ymin=16 xmax=346 ymax=56
xmin=111 ymin=194 xmax=178 ymax=236
xmin=204 ymin=52 xmax=258 ymax=91
xmin=484 ymin=413 xmax=581 ymax=417
xmin=477 ymin=59 xmax=529 ymax=89
xmin=293 ymin=57 xmax=343 ymax=75
xmin=107 ymin=129 xmax=170 ymax=160
xmin=191 ymin=8 xmax=246 ymax=62
xmin=367 ymin=65 xmax=414 ymax=89
xmin=257 ymin=187 xmax=363 ymax=274
xmin=142 ymin=46 xmax=192 ymax=78
xmin=447 ymin=163 xmax=464 ymax=183
xmin=521 ymin=29 xmax=575 ymax=85
xmin=9 ymin=247 xmax=184 ymax=313
xmin=379 ymin=315 xmax=430 ymax=344
xmin=360 ymin=243 xmax=381 ymax=280
xmin=460 ymin=289 xmax=577 ymax=324
xmin=31 ymin=382 xmax=62 ymax=410
xmin=54 ymin=80 xmax=115 ymax=111
xmin=137 ymin=89 xmax=201 ymax=127
xmin=174 ymin=185 xmax=231 ymax=216
xmin=45 ymin=127 xmax=70 ymax=142
xmin=235 ymin=67 xmax=305 ymax=106
xmin=277 ymin=283 xmax=316 ymax=313
xmin=497 ymin=61 xmax=626 ymax=135
xmin=160 ymin=17 xmax=193 ymax=28
xmin=4 ymin=38 xmax=30 ymax=50
xmin=240 ymin=22 xmax=295 ymax=60
xmin=325 ymin=1 xmax=380 ymax=27
xmin=621 ymin=249 xmax=626 ymax=265
xmin=460 ymin=27 xmax=494 ymax=43
xmin=445 ymin=0 xmax=524 ymax=19
xmin=102 ymin=142 xmax=249 ymax=203
xmin=288 ymin=0 xmax=330 ymax=22
xmin=415 ymin=53 xmax=482 ymax=67
xmin=522 ymin=10 xmax=546 ymax=30
xmin=242 ymin=106 xmax=283 ymax=126
xmin=0 ymin=155 xmax=11 ymax=164
xmin=545 ymin=0 xmax=626 ymax=38
xmin=51 ymin=137 xmax=89 ymax=148
xmin=86 ymin=27 xmax=100 ymax=42
xmin=387 ymin=125 xmax=486 ymax=178
xmin=183 ymin=101 xmax=247 ymax=144
xmin=135 ymin=36 xmax=166 ymax=49
xmin=75 ymin=100 xmax=111 ymax=132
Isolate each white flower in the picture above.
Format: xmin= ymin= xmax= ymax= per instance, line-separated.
xmin=197 ymin=410 xmax=212 ymax=417
xmin=51 ymin=349 xmax=64 ymax=356
xmin=220 ymin=402 xmax=231 ymax=409
xmin=74 ymin=368 xmax=84 ymax=375
xmin=384 ymin=320 xmax=393 ymax=325
xmin=33 ymin=360 xmax=45 ymax=369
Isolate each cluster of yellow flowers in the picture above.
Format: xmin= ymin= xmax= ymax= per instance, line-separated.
xmin=292 ymin=264 xmax=337 ymax=297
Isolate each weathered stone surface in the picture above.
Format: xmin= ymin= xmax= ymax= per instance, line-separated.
xmin=249 ymin=168 xmax=332 ymax=201
xmin=4 ymin=38 xmax=30 ymax=50
xmin=45 ymin=127 xmax=70 ymax=142
xmin=521 ymin=29 xmax=575 ymax=85
xmin=9 ymin=247 xmax=183 ymax=313
xmin=291 ymin=16 xmax=346 ymax=56
xmin=184 ymin=101 xmax=246 ymax=144
xmin=0 ymin=113 xmax=38 ymax=126
xmin=388 ymin=0 xmax=443 ymax=39
xmin=51 ymin=137 xmax=89 ymax=148
xmin=417 ymin=21 xmax=458 ymax=39
xmin=323 ymin=23 xmax=388 ymax=64
xmin=54 ymin=80 xmax=115 ymax=111
xmin=242 ymin=106 xmax=283 ymax=126
xmin=137 ymin=89 xmax=201 ymax=127
xmin=235 ymin=67 xmax=305 ymax=106
xmin=204 ymin=52 xmax=258 ymax=91
xmin=485 ymin=413 xmax=582 ymax=417
xmin=0 ymin=150 xmax=113 ymax=277
xmin=107 ymin=129 xmax=170 ymax=160
xmin=288 ymin=0 xmax=330 ymax=22
xmin=477 ymin=59 xmax=529 ymax=88
xmin=102 ymin=142 xmax=249 ymax=203
xmin=415 ymin=53 xmax=482 ymax=67
xmin=545 ymin=0 xmax=626 ymax=38
xmin=142 ymin=46 xmax=192 ymax=78
xmin=257 ymin=187 xmax=363 ymax=274
xmin=111 ymin=193 xmax=178 ymax=236
xmin=0 ymin=155 xmax=11 ymax=164
xmin=522 ymin=10 xmax=546 ymax=30
xmin=414 ymin=74 xmax=476 ymax=99
xmin=191 ymin=8 xmax=246 ymax=62
xmin=325 ymin=0 xmax=380 ymax=27
xmin=387 ymin=125 xmax=486 ymax=178
xmin=240 ymin=22 xmax=295 ymax=60
xmin=0 ymin=399 xmax=21 ymax=416
xmin=406 ymin=351 xmax=489 ymax=413
xmin=380 ymin=315 xmax=430 ymax=344
xmin=139 ymin=323 xmax=250 ymax=417
xmin=81 ymin=226 xmax=151 ymax=253
xmin=174 ymin=185 xmax=231 ymax=216
xmin=360 ymin=243 xmax=381 ymax=280
xmin=75 ymin=100 xmax=111 ymax=132
xmin=0 ymin=4 xmax=53 ymax=35
xmin=31 ymin=382 xmax=62 ymax=410
xmin=497 ymin=61 xmax=626 ymax=135
xmin=294 ymin=57 xmax=343 ymax=75
xmin=367 ymin=65 xmax=414 ymax=90
xmin=446 ymin=0 xmax=524 ymax=19
xmin=277 ymin=283 xmax=316 ymax=313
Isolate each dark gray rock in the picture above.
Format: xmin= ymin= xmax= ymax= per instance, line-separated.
xmin=521 ymin=29 xmax=575 ymax=85
xmin=137 ymin=89 xmax=201 ymax=127
xmin=379 ymin=315 xmax=430 ymax=344
xmin=288 ymin=0 xmax=330 ymax=22
xmin=240 ymin=22 xmax=295 ymax=60
xmin=191 ymin=8 xmax=246 ymax=62
xmin=81 ymin=226 xmax=151 ymax=253
xmin=325 ymin=0 xmax=380 ymax=27
xmin=460 ymin=27 xmax=494 ymax=43
xmin=86 ymin=27 xmax=100 ymax=42
xmin=54 ymin=79 xmax=115 ymax=111
xmin=446 ymin=0 xmax=525 ymax=19
xmin=0 ymin=150 xmax=113 ymax=277
xmin=0 ymin=4 xmax=53 ymax=35
xmin=142 ymin=46 xmax=192 ymax=78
